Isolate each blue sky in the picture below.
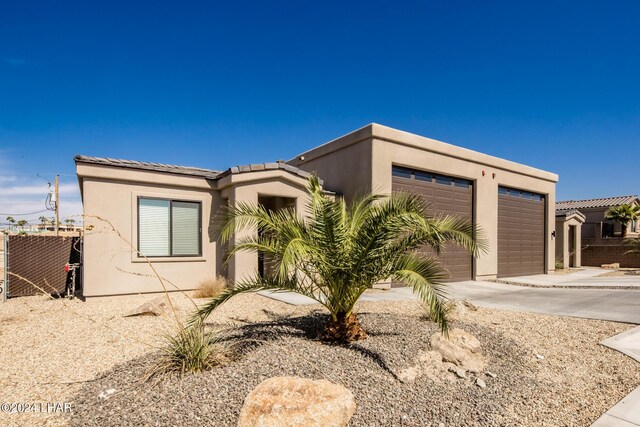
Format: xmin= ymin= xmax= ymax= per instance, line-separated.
xmin=1 ymin=1 xmax=639 ymax=223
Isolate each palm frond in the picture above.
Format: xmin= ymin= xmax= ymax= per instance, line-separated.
xmin=392 ymin=253 xmax=449 ymax=333
xmin=191 ymin=274 xmax=303 ymax=324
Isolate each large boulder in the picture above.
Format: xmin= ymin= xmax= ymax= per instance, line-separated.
xmin=429 ymin=328 xmax=486 ymax=372
xmin=237 ymin=377 xmax=356 ymax=427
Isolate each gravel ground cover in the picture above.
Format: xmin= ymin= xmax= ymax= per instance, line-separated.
xmin=0 ymin=292 xmax=638 ymax=427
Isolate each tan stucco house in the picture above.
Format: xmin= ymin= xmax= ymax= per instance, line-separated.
xmin=76 ymin=124 xmax=558 ymax=297
xmin=555 ymin=195 xmax=640 ymax=268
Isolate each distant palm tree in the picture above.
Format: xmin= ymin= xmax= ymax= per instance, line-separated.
xmin=16 ymin=219 xmax=28 ymax=230
xmin=39 ymin=216 xmax=48 ymax=230
xmin=605 ymin=204 xmax=640 ymax=238
xmin=194 ymin=175 xmax=486 ymax=342
xmin=6 ymin=216 xmax=15 ymax=230
xmin=64 ymin=218 xmax=75 ymax=228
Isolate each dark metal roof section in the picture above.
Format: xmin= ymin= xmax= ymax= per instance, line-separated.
xmin=556 ymin=195 xmax=640 ymax=210
xmin=74 ymin=155 xmax=222 ymax=179
xmin=217 ymin=161 xmax=321 ymax=183
xmin=74 ymin=156 xmax=322 ymax=184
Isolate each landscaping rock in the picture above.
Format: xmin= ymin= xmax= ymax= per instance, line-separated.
xmin=486 ymin=371 xmax=497 ymax=378
xmin=430 ymin=328 xmax=486 ymax=372
xmin=124 ymin=296 xmax=173 ymax=317
xmin=475 ymin=378 xmax=486 ymax=388
xmin=97 ymin=388 xmax=116 ymax=400
xmin=397 ymin=366 xmax=419 ymax=383
xmin=448 ymin=366 xmax=466 ymax=378
xmin=601 ymin=263 xmax=620 ymax=269
xmin=237 ymin=376 xmax=356 ymax=427
xmin=447 ymin=299 xmax=478 ymax=322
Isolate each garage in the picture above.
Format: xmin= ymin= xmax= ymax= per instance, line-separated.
xmin=497 ymin=186 xmax=546 ymax=277
xmin=392 ymin=165 xmax=474 ymax=281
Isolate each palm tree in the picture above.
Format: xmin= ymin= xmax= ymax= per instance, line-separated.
xmin=6 ymin=216 xmax=15 ymax=230
xmin=16 ymin=219 xmax=28 ymax=230
xmin=39 ymin=216 xmax=47 ymax=230
xmin=194 ymin=175 xmax=485 ymax=342
xmin=604 ymin=204 xmax=640 ymax=238
xmin=64 ymin=218 xmax=75 ymax=229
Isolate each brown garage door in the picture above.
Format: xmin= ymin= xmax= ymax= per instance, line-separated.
xmin=498 ymin=186 xmax=545 ymax=277
xmin=392 ymin=166 xmax=473 ymax=282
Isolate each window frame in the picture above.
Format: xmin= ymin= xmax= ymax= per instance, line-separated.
xmin=137 ymin=196 xmax=203 ymax=258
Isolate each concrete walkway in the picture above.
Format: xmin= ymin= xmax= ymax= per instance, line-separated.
xmin=592 ymin=325 xmax=640 ymax=427
xmin=497 ymin=268 xmax=640 ymax=289
xmin=443 ymin=281 xmax=640 ymax=324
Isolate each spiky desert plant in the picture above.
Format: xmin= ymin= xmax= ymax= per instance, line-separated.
xmin=145 ymin=321 xmax=232 ymax=381
xmin=193 ymin=175 xmax=485 ymax=342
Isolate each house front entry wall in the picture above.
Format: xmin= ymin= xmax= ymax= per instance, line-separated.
xmin=220 ymin=176 xmax=310 ymax=284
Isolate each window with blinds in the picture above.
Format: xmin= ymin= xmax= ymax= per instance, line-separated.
xmin=138 ymin=197 xmax=201 ymax=257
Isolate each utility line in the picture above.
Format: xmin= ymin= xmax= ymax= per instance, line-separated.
xmin=0 ymin=209 xmax=50 ymax=216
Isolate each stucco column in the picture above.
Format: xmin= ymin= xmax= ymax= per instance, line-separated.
xmin=227 ymin=185 xmax=259 ymax=285
xmin=575 ymin=223 xmax=582 ymax=267
xmin=475 ymin=177 xmax=498 ymax=279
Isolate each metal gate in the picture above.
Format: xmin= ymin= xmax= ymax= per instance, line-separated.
xmin=3 ymin=235 xmax=82 ymax=298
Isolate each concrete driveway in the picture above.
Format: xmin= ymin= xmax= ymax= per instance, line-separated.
xmin=260 ymin=267 xmax=640 ymax=324
xmin=439 ymin=281 xmax=640 ymax=324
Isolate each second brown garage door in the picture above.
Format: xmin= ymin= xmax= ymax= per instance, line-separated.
xmin=497 ymin=186 xmax=545 ymax=277
xmin=392 ymin=166 xmax=473 ymax=282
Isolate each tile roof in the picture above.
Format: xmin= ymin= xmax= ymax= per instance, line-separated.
xmin=75 ymin=155 xmax=222 ymax=179
xmin=555 ymin=209 xmax=586 ymax=220
xmin=556 ymin=195 xmax=640 ymax=210
xmin=75 ymin=155 xmax=321 ymax=184
xmin=216 ymin=162 xmax=320 ymax=183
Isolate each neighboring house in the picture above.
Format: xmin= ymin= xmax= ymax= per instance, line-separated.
xmin=556 ymin=195 xmax=640 ymax=239
xmin=76 ymin=123 xmax=558 ymax=297
xmin=556 ymin=195 xmax=640 ymax=268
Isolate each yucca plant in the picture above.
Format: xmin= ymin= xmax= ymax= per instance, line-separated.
xmin=193 ymin=175 xmax=485 ymax=342
xmin=145 ymin=321 xmax=232 ymax=381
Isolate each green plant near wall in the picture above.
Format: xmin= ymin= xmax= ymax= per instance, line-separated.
xmin=193 ymin=175 xmax=486 ymax=343
xmin=605 ymin=204 xmax=640 ymax=238
xmin=625 ymin=236 xmax=640 ymax=256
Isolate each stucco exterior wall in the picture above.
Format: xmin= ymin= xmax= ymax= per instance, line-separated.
xmin=292 ymin=124 xmax=558 ymax=280
xmin=289 ymin=132 xmax=372 ymax=202
xmin=80 ymin=173 xmax=218 ymax=297
xmin=78 ymin=163 xmax=314 ymax=296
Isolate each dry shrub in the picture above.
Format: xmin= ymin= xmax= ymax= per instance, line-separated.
xmin=193 ymin=276 xmax=228 ymax=299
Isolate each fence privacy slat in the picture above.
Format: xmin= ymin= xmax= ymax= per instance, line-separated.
xmin=6 ymin=235 xmax=82 ymax=297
